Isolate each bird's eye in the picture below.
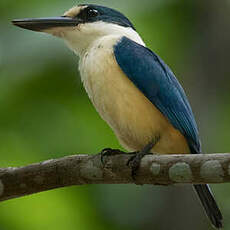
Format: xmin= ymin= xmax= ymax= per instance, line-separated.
xmin=77 ymin=8 xmax=99 ymax=21
xmin=87 ymin=8 xmax=99 ymax=18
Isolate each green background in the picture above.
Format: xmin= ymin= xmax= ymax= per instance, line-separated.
xmin=0 ymin=0 xmax=230 ymax=229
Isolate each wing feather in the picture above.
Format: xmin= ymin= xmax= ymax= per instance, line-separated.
xmin=114 ymin=37 xmax=201 ymax=153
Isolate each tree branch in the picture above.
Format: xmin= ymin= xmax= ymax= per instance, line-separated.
xmin=0 ymin=152 xmax=229 ymax=202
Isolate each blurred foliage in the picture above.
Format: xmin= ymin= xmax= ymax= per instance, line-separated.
xmin=0 ymin=0 xmax=230 ymax=230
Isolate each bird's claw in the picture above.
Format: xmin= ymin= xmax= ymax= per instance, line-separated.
xmin=127 ymin=142 xmax=156 ymax=180
xmin=100 ymin=148 xmax=125 ymax=165
xmin=127 ymin=149 xmax=154 ymax=181
xmin=100 ymin=148 xmax=113 ymax=164
xmin=127 ymin=152 xmax=146 ymax=179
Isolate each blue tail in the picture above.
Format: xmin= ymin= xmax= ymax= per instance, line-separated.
xmin=194 ymin=184 xmax=223 ymax=228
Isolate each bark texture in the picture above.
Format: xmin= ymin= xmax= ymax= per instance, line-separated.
xmin=0 ymin=152 xmax=229 ymax=202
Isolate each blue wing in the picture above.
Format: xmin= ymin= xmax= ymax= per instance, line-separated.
xmin=114 ymin=37 xmax=201 ymax=154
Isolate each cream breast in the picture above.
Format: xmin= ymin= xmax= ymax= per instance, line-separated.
xmin=79 ymin=35 xmax=190 ymax=154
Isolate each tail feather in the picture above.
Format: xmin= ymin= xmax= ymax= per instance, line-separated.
xmin=194 ymin=184 xmax=223 ymax=228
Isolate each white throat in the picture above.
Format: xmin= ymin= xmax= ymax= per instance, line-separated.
xmin=62 ymin=21 xmax=145 ymax=56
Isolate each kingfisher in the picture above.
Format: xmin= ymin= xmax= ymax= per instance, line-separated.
xmin=12 ymin=4 xmax=222 ymax=228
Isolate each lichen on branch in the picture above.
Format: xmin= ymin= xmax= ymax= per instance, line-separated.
xmin=0 ymin=152 xmax=229 ymax=202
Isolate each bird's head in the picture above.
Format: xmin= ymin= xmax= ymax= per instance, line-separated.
xmin=12 ymin=4 xmax=144 ymax=55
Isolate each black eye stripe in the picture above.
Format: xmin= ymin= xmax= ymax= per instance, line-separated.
xmin=88 ymin=9 xmax=99 ymax=17
xmin=77 ymin=7 xmax=99 ymax=21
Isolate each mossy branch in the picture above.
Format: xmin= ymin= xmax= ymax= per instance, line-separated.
xmin=0 ymin=152 xmax=229 ymax=202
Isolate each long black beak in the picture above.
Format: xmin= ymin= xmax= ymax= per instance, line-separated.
xmin=12 ymin=17 xmax=79 ymax=32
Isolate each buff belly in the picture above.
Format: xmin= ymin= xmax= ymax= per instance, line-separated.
xmin=79 ymin=37 xmax=190 ymax=154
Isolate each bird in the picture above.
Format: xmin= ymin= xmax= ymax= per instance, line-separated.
xmin=12 ymin=4 xmax=222 ymax=228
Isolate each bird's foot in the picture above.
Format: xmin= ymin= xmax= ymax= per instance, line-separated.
xmin=127 ymin=151 xmax=149 ymax=180
xmin=127 ymin=142 xmax=155 ymax=181
xmin=100 ymin=148 xmax=126 ymax=165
